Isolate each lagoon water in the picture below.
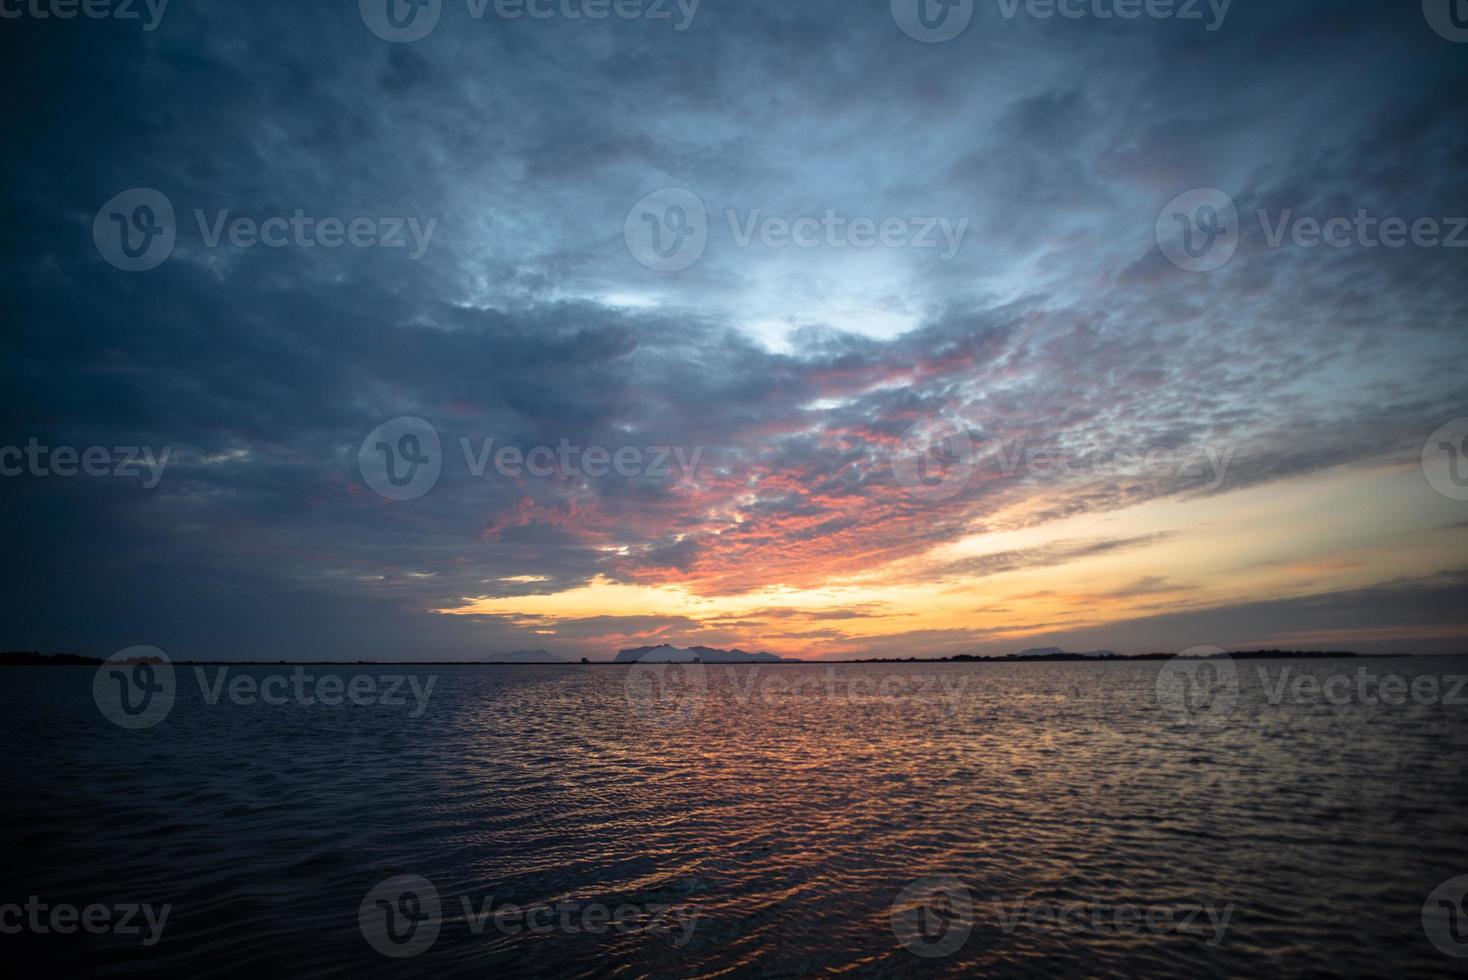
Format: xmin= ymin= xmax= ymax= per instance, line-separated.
xmin=2 ymin=658 xmax=1466 ymax=977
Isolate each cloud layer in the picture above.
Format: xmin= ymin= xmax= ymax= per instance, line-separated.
xmin=2 ymin=0 xmax=1466 ymax=659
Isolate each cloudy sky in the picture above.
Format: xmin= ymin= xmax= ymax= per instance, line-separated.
xmin=2 ymin=0 xmax=1466 ymax=660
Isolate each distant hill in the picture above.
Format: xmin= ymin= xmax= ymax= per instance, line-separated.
xmin=0 ymin=651 xmax=103 ymax=666
xmin=1012 ymin=647 xmax=1120 ymax=659
xmin=848 ymin=649 xmax=1364 ymax=663
xmin=614 ymin=644 xmax=786 ymax=664
xmin=485 ymin=649 xmax=567 ymax=663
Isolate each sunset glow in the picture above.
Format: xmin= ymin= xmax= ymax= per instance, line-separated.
xmin=441 ymin=460 xmax=1468 ymax=658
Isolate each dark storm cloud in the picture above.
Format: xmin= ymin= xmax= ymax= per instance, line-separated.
xmin=1 ymin=0 xmax=1465 ymax=658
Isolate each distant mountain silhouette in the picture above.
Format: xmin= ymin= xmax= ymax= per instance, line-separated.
xmin=1012 ymin=646 xmax=1120 ymax=659
xmin=614 ymin=644 xmax=787 ymax=664
xmin=485 ymin=649 xmax=566 ymax=663
xmin=846 ymin=649 xmax=1363 ymax=663
xmin=0 ymin=651 xmax=103 ymax=666
xmin=0 ymin=647 xmax=1371 ymax=667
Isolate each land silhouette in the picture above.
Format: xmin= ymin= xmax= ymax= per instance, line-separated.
xmin=2 ymin=647 xmax=1375 ymax=667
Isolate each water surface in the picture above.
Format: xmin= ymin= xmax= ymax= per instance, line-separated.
xmin=2 ymin=657 xmax=1465 ymax=977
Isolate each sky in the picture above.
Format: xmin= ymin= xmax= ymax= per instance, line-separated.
xmin=2 ymin=0 xmax=1466 ymax=661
